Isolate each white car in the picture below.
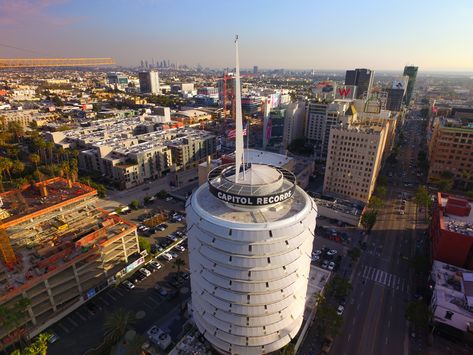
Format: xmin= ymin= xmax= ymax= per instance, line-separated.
xmin=311 ymin=255 xmax=320 ymax=262
xmin=328 ymin=261 xmax=335 ymax=271
xmin=337 ymin=305 xmax=345 ymax=316
xmin=312 ymin=250 xmax=322 ymax=256
xmin=123 ymin=280 xmax=135 ymax=290
xmin=326 ymin=249 xmax=338 ymax=256
xmin=139 ymin=268 xmax=151 ymax=277
xmin=322 ymin=260 xmax=329 ymax=269
xmin=165 ymin=197 xmax=173 ymax=201
xmin=162 ymin=253 xmax=173 ymax=261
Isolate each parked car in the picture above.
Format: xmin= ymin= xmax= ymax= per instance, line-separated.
xmin=175 ymin=245 xmax=185 ymax=252
xmin=145 ymin=264 xmax=156 ymax=273
xmin=170 ymin=251 xmax=179 ymax=259
xmin=149 ymin=261 xmax=162 ymax=270
xmin=322 ymin=260 xmax=329 ymax=269
xmin=48 ymin=332 xmax=60 ymax=344
xmin=326 ymin=249 xmax=338 ymax=256
xmin=139 ymin=268 xmax=151 ymax=277
xmin=312 ymin=250 xmax=322 ymax=256
xmin=161 ymin=253 xmax=173 ymax=262
xmin=168 ymin=234 xmax=178 ymax=242
xmin=123 ymin=280 xmax=135 ymax=290
xmin=165 ymin=197 xmax=173 ymax=201
xmin=312 ymin=255 xmax=320 ymax=262
xmin=337 ymin=305 xmax=345 ymax=316
xmin=154 ymin=285 xmax=168 ymax=297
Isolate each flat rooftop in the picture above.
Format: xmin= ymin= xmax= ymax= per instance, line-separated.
xmin=439 ymin=194 xmax=473 ymax=237
xmin=431 ymin=260 xmax=473 ymax=318
xmin=225 ymin=149 xmax=293 ymax=168
xmin=0 ymin=209 xmax=135 ymax=300
xmin=314 ymin=196 xmax=364 ymax=217
xmin=0 ymin=178 xmax=96 ymax=228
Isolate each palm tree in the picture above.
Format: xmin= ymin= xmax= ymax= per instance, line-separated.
xmin=11 ymin=160 xmax=25 ymax=177
xmin=104 ymin=308 xmax=135 ymax=345
xmin=172 ymin=258 xmax=186 ymax=279
xmin=29 ymin=153 xmax=40 ymax=171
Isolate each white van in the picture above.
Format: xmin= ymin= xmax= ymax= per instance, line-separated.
xmin=161 ymin=253 xmax=173 ymax=262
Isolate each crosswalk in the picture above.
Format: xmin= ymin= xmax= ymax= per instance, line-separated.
xmin=359 ymin=265 xmax=409 ymax=293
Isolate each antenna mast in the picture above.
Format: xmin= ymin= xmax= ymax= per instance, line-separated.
xmin=234 ymin=35 xmax=245 ymax=182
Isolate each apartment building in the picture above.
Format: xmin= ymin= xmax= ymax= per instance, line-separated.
xmin=428 ymin=116 xmax=473 ymax=188
xmin=47 ymin=116 xmax=216 ymax=189
xmin=0 ymin=178 xmax=139 ymax=345
xmin=323 ymin=124 xmax=387 ymax=203
xmin=168 ymin=131 xmax=216 ymax=170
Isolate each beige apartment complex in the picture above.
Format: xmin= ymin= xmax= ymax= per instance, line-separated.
xmin=323 ymin=124 xmax=387 ymax=203
xmin=428 ymin=117 xmax=473 ymax=187
xmin=0 ymin=178 xmax=139 ymax=345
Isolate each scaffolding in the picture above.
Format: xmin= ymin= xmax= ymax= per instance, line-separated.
xmin=0 ymin=228 xmax=16 ymax=268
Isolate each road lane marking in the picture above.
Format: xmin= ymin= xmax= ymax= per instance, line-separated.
xmin=99 ymin=297 xmax=110 ymax=306
xmin=66 ymin=317 xmax=78 ymax=327
xmin=107 ymin=293 xmax=117 ymax=301
xmin=114 ymin=288 xmax=124 ymax=296
xmin=147 ymin=296 xmax=160 ymax=306
xmin=386 ymin=336 xmax=388 ymax=345
xmin=58 ymin=323 xmax=70 ymax=334
xmin=76 ymin=312 xmax=87 ymax=321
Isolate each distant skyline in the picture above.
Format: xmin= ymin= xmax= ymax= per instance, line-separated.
xmin=1 ymin=0 xmax=473 ymax=71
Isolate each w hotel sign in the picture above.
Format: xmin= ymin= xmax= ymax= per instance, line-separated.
xmin=335 ymin=85 xmax=357 ymax=100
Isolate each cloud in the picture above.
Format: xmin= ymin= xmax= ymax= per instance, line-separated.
xmin=0 ymin=0 xmax=77 ymax=27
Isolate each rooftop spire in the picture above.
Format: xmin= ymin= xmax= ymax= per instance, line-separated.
xmin=234 ymin=35 xmax=244 ymax=182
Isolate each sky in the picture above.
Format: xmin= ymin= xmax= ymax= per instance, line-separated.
xmin=1 ymin=0 xmax=472 ymax=71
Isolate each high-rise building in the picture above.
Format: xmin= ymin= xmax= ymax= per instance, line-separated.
xmin=282 ymin=101 xmax=306 ymax=150
xmin=427 ymin=116 xmax=473 ymax=187
xmin=187 ymin=36 xmax=317 ymax=355
xmin=253 ymin=65 xmax=258 ymax=74
xmin=344 ymin=68 xmax=374 ymax=99
xmin=323 ymin=122 xmax=388 ymax=203
xmin=386 ymin=76 xmax=408 ymax=111
xmin=138 ymin=70 xmax=160 ymax=94
xmin=402 ymin=66 xmax=418 ymax=105
xmin=305 ymin=100 xmax=350 ymax=160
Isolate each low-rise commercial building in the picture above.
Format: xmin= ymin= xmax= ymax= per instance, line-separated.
xmin=431 ymin=193 xmax=473 ymax=270
xmin=430 ymin=260 xmax=473 ymax=334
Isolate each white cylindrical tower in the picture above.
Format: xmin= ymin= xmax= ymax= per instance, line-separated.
xmin=186 ymin=163 xmax=317 ymax=354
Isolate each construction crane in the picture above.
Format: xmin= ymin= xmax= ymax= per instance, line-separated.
xmin=0 ymin=58 xmax=115 ymax=68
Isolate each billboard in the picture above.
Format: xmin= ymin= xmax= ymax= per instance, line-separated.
xmin=335 ymin=85 xmax=357 ymax=100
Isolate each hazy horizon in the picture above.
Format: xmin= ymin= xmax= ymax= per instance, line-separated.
xmin=1 ymin=0 xmax=473 ymax=71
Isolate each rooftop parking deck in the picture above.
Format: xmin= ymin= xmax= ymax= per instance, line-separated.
xmin=0 ymin=178 xmax=97 ymax=228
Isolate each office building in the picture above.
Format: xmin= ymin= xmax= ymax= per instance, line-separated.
xmin=139 ymin=70 xmax=160 ymax=94
xmin=107 ymin=72 xmax=128 ymax=86
xmin=0 ymin=178 xmax=139 ymax=342
xmin=403 ymin=66 xmax=418 ymax=105
xmin=430 ymin=192 xmax=473 ymax=270
xmin=187 ymin=162 xmax=317 ymax=354
xmin=323 ymin=123 xmax=387 ymax=203
xmin=305 ymin=100 xmax=350 ymax=160
xmin=428 ymin=116 xmax=473 ymax=188
xmin=386 ymin=76 xmax=408 ymax=111
xmin=282 ymin=101 xmax=306 ymax=150
xmin=430 ymin=260 xmax=473 ymax=334
xmin=253 ymin=66 xmax=258 ymax=74
xmin=344 ymin=68 xmax=374 ymax=99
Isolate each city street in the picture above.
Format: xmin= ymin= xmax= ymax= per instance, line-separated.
xmin=328 ymin=117 xmax=426 ymax=355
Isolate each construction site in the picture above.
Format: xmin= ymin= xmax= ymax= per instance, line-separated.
xmin=0 ymin=178 xmax=139 ymax=346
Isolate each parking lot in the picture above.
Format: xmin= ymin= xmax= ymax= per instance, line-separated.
xmin=47 ymin=197 xmax=191 ymax=354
